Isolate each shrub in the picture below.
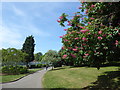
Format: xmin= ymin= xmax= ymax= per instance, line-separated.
xmin=2 ymin=65 xmax=28 ymax=75
xmin=37 ymin=64 xmax=42 ymax=68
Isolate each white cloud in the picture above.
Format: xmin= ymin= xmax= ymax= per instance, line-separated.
xmin=0 ymin=25 xmax=23 ymax=49
xmin=12 ymin=5 xmax=26 ymax=16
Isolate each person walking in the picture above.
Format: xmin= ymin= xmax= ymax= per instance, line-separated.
xmin=46 ymin=64 xmax=48 ymax=70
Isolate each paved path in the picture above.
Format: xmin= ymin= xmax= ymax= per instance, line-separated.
xmin=1 ymin=67 xmax=52 ymax=88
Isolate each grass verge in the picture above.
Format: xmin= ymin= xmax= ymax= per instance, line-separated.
xmin=0 ymin=68 xmax=42 ymax=83
xmin=43 ymin=66 xmax=120 ymax=89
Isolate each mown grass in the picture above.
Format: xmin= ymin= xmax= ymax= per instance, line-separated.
xmin=0 ymin=74 xmax=27 ymax=83
xmin=43 ymin=66 xmax=120 ymax=89
xmin=0 ymin=68 xmax=42 ymax=83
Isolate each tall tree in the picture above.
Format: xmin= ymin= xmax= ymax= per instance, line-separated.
xmin=21 ymin=35 xmax=35 ymax=66
xmin=57 ymin=2 xmax=120 ymax=69
xmin=42 ymin=50 xmax=61 ymax=69
xmin=34 ymin=52 xmax=43 ymax=61
xmin=1 ymin=48 xmax=28 ymax=65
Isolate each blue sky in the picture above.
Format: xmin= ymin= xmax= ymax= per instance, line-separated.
xmin=1 ymin=2 xmax=81 ymax=54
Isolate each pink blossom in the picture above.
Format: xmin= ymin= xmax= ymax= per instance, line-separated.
xmin=67 ymin=24 xmax=72 ymax=26
xmin=85 ymin=9 xmax=88 ymax=14
xmin=88 ymin=33 xmax=91 ymax=35
xmin=103 ymin=34 xmax=106 ymax=37
xmin=79 ymin=26 xmax=85 ymax=29
xmin=90 ymin=17 xmax=95 ymax=20
xmin=64 ymin=29 xmax=68 ymax=31
xmin=88 ymin=22 xmax=91 ymax=24
xmin=59 ymin=36 xmax=63 ymax=38
xmin=72 ymin=48 xmax=77 ymax=51
xmin=82 ymin=37 xmax=87 ymax=41
xmin=98 ymin=31 xmax=102 ymax=34
xmin=91 ymin=4 xmax=95 ymax=8
xmin=75 ymin=46 xmax=78 ymax=49
xmin=62 ymin=55 xmax=67 ymax=59
xmin=62 ymin=47 xmax=64 ymax=49
xmin=109 ymin=34 xmax=112 ymax=36
xmin=64 ymin=39 xmax=69 ymax=42
xmin=98 ymin=36 xmax=102 ymax=40
xmin=57 ymin=20 xmax=60 ymax=23
xmin=68 ymin=21 xmax=71 ymax=24
xmin=71 ymin=54 xmax=76 ymax=58
xmin=59 ymin=16 xmax=63 ymax=19
xmin=82 ymin=43 xmax=86 ymax=46
xmin=81 ymin=29 xmax=89 ymax=33
xmin=118 ymin=33 xmax=120 ymax=36
xmin=68 ymin=47 xmax=72 ymax=49
xmin=85 ymin=53 xmax=89 ymax=56
xmin=68 ymin=32 xmax=72 ymax=34
xmin=78 ymin=7 xmax=82 ymax=9
xmin=115 ymin=40 xmax=119 ymax=45
xmin=75 ymin=37 xmax=79 ymax=40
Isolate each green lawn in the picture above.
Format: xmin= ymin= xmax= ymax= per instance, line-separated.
xmin=0 ymin=68 xmax=42 ymax=83
xmin=43 ymin=66 xmax=120 ymax=89
xmin=0 ymin=74 xmax=27 ymax=83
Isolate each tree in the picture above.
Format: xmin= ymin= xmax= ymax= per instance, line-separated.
xmin=42 ymin=50 xmax=61 ymax=69
xmin=57 ymin=2 xmax=120 ymax=69
xmin=34 ymin=52 xmax=43 ymax=61
xmin=21 ymin=35 xmax=35 ymax=67
xmin=1 ymin=48 xmax=28 ymax=65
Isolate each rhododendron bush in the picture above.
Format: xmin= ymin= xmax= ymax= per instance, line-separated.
xmin=58 ymin=2 xmax=120 ymax=69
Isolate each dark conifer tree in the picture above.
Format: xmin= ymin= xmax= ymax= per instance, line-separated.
xmin=21 ymin=35 xmax=35 ymax=66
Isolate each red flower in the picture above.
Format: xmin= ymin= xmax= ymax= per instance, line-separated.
xmin=90 ymin=17 xmax=95 ymax=20
xmin=64 ymin=39 xmax=69 ymax=42
xmin=115 ymin=40 xmax=119 ymax=45
xmin=62 ymin=55 xmax=67 ymax=59
xmin=88 ymin=22 xmax=91 ymax=24
xmin=62 ymin=47 xmax=64 ymax=49
xmin=59 ymin=16 xmax=63 ymax=19
xmin=81 ymin=29 xmax=89 ymax=33
xmin=72 ymin=48 xmax=77 ymax=51
xmin=85 ymin=53 xmax=89 ymax=56
xmin=64 ymin=29 xmax=68 ymax=31
xmin=85 ymin=9 xmax=88 ymax=14
xmin=57 ymin=20 xmax=60 ymax=23
xmin=98 ymin=37 xmax=102 ymax=40
xmin=91 ymin=4 xmax=95 ymax=8
xmin=59 ymin=36 xmax=63 ymax=38
xmin=88 ymin=33 xmax=91 ymax=35
xmin=79 ymin=26 xmax=85 ymax=29
xmin=103 ymin=34 xmax=106 ymax=37
xmin=71 ymin=54 xmax=76 ymax=58
xmin=98 ymin=31 xmax=102 ymax=34
xmin=75 ymin=37 xmax=79 ymax=40
xmin=82 ymin=37 xmax=87 ymax=41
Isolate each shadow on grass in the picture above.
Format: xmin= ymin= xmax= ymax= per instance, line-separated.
xmin=82 ymin=70 xmax=120 ymax=90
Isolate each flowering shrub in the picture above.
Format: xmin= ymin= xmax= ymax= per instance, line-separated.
xmin=58 ymin=2 xmax=120 ymax=69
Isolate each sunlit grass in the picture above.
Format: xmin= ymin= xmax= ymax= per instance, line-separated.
xmin=43 ymin=66 xmax=119 ymax=88
xmin=0 ymin=68 xmax=42 ymax=83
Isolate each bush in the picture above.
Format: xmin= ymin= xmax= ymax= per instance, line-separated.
xmin=29 ymin=64 xmax=43 ymax=68
xmin=2 ymin=65 xmax=28 ymax=75
xmin=37 ymin=64 xmax=42 ymax=68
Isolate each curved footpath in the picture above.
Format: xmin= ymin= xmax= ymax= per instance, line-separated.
xmin=0 ymin=67 xmax=52 ymax=88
